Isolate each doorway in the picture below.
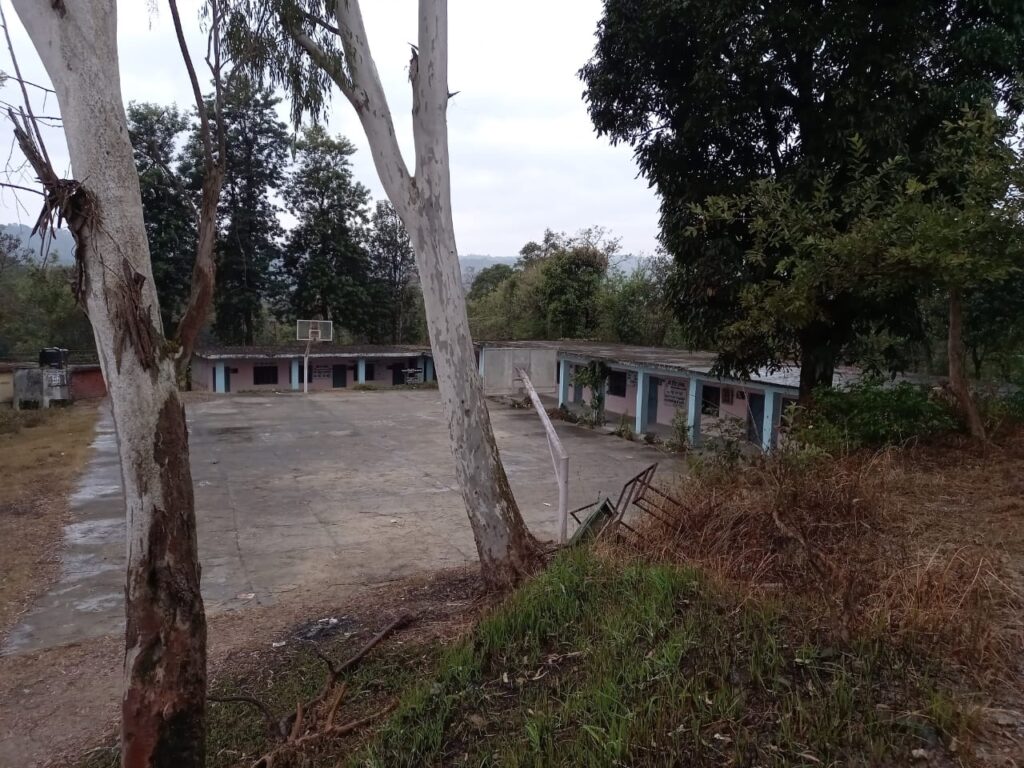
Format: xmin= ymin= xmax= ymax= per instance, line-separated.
xmin=647 ymin=376 xmax=660 ymax=426
xmin=747 ymin=392 xmax=765 ymax=444
xmin=332 ymin=364 xmax=347 ymax=388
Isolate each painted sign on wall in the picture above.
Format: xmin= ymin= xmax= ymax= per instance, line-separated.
xmin=664 ymin=379 xmax=688 ymax=406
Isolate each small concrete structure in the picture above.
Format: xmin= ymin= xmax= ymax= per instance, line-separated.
xmin=13 ymin=366 xmax=71 ymax=409
xmin=192 ymin=344 xmax=436 ymax=393
xmin=0 ymin=363 xmax=24 ymax=404
xmin=477 ymin=341 xmax=859 ymax=451
xmin=479 ymin=346 xmax=557 ymax=397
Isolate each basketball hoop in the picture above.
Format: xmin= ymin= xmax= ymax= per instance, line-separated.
xmin=296 ymin=320 xmax=333 ymax=343
xmin=297 ymin=320 xmax=333 ymax=394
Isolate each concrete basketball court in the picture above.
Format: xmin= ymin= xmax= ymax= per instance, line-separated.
xmin=3 ymin=390 xmax=676 ymax=654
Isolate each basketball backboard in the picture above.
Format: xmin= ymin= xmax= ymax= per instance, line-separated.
xmin=296 ymin=319 xmax=334 ymax=342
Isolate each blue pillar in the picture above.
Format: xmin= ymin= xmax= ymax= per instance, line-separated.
xmin=357 ymin=358 xmax=366 ymax=384
xmin=478 ymin=348 xmax=485 ymax=376
xmin=687 ymin=377 xmax=703 ymax=447
xmin=214 ymin=362 xmax=226 ymax=394
xmin=558 ymin=358 xmax=569 ymax=408
xmin=291 ymin=359 xmax=300 ymax=391
xmin=425 ymin=357 xmax=434 ymax=382
xmin=762 ymin=390 xmax=779 ymax=452
xmin=635 ymin=369 xmax=649 ymax=434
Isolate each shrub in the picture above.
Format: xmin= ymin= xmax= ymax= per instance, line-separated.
xmin=980 ymin=388 xmax=1024 ymax=434
xmin=664 ymin=408 xmax=688 ymax=452
xmin=790 ymin=378 xmax=958 ymax=450
xmin=611 ymin=413 xmax=635 ymax=441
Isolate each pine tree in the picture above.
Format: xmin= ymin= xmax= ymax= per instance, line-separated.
xmin=278 ymin=125 xmax=372 ymax=336
xmin=186 ymin=76 xmax=288 ymax=345
xmin=366 ymin=200 xmax=417 ymax=343
xmin=127 ymin=102 xmax=197 ymax=334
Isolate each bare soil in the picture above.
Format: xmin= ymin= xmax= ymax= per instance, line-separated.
xmin=0 ymin=403 xmax=99 ymax=636
xmin=0 ymin=566 xmax=487 ymax=768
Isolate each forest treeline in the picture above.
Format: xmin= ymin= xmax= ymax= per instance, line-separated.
xmin=0 ymin=74 xmax=421 ymax=358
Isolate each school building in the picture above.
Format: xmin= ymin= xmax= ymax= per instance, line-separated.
xmin=476 ymin=341 xmax=857 ymax=451
xmin=191 ymin=344 xmax=436 ymax=393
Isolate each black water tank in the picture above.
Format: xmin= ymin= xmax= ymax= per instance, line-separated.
xmin=39 ymin=347 xmax=69 ymax=369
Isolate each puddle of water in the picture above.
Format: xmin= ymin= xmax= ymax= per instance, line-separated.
xmin=69 ymin=482 xmax=122 ymax=504
xmin=61 ymin=551 xmax=121 ymax=580
xmin=65 ymin=516 xmax=122 ymax=545
xmin=75 ymin=593 xmax=122 ymax=613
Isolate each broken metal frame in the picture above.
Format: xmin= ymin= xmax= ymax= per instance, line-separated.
xmin=514 ymin=366 xmax=570 ymax=543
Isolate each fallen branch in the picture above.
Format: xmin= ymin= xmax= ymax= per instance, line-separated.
xmin=252 ymin=703 xmax=396 ymax=768
xmin=210 ymin=613 xmax=414 ymax=764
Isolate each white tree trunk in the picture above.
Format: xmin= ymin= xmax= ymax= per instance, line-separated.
xmin=308 ymin=0 xmax=540 ymax=586
xmin=10 ymin=2 xmax=207 ymax=766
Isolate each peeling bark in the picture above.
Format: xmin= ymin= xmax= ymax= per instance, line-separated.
xmin=10 ymin=1 xmax=207 ymax=765
xmin=293 ymin=0 xmax=542 ymax=587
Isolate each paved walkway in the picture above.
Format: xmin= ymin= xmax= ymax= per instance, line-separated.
xmin=3 ymin=391 xmax=676 ymax=654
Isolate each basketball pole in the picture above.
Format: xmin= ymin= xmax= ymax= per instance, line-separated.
xmin=303 ymin=337 xmax=311 ymax=394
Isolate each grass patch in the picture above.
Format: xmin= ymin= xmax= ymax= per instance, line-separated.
xmin=352 ymin=549 xmax=964 ymax=767
xmin=75 ymin=550 xmax=972 ymax=767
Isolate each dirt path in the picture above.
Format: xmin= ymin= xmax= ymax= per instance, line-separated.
xmin=0 ymin=403 xmax=99 ymax=638
xmin=0 ymin=567 xmax=482 ymax=767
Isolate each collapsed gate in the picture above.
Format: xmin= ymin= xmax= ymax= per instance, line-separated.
xmin=567 ymin=462 xmax=682 ymax=546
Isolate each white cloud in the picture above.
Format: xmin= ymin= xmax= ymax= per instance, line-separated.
xmin=0 ymin=0 xmax=660 ymax=256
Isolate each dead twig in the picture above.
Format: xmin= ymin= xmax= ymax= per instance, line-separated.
xmin=252 ymin=703 xmax=396 ymax=768
xmin=211 ymin=613 xmax=414 ymax=761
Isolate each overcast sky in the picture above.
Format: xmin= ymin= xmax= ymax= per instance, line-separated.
xmin=0 ymin=0 xmax=661 ymax=258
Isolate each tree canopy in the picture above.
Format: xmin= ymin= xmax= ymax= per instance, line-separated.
xmin=581 ymin=0 xmax=1024 ymax=397
xmin=277 ymin=125 xmax=372 ymax=335
xmin=127 ymin=102 xmax=197 ymax=336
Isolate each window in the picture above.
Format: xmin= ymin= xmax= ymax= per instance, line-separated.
xmin=607 ymin=370 xmax=627 ymax=397
xmin=365 ymin=363 xmax=375 ymax=381
xmin=253 ymin=365 xmax=278 ymax=386
xmin=736 ymin=390 xmax=746 ymax=401
xmin=701 ymin=385 xmax=721 ymax=417
xmin=721 ymin=387 xmax=735 ymax=406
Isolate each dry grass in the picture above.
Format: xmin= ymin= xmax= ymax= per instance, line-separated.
xmin=635 ymin=440 xmax=1023 ymax=671
xmin=0 ymin=403 xmax=99 ymax=634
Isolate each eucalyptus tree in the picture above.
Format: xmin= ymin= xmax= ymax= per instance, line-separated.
xmin=228 ymin=0 xmax=541 ymax=586
xmin=6 ymin=0 xmax=231 ymax=764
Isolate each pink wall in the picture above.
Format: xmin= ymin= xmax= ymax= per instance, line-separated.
xmin=192 ymin=358 xmax=212 ymax=391
xmin=194 ymin=356 xmax=428 ymax=392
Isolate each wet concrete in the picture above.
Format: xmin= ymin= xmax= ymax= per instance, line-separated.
xmin=3 ymin=391 xmax=678 ymax=654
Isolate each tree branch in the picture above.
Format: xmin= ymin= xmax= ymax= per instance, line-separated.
xmin=0 ymin=3 xmax=52 ymax=173
xmin=285 ymin=23 xmax=355 ymax=102
xmin=329 ymin=0 xmax=415 ymax=212
xmin=0 ymin=180 xmax=44 ymax=196
xmin=168 ymin=0 xmax=213 ymax=170
xmin=169 ymin=0 xmax=228 ymax=375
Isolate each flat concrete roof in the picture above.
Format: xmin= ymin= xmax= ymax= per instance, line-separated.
xmin=477 ymin=340 xmax=861 ymax=393
xmin=195 ymin=344 xmax=431 ymax=360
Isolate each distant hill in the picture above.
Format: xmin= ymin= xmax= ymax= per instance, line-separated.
xmin=2 ymin=223 xmax=76 ymax=264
